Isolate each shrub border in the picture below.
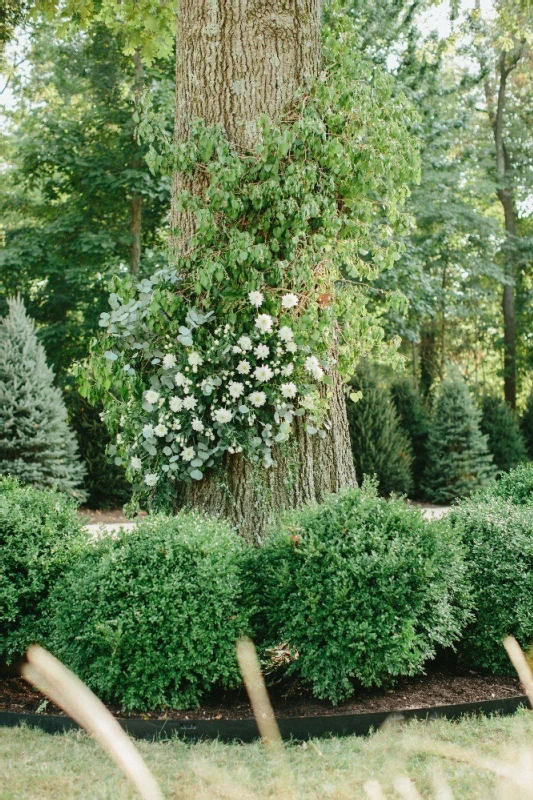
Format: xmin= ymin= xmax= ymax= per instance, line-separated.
xmin=0 ymin=695 xmax=528 ymax=742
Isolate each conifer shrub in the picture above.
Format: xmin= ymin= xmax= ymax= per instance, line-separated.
xmin=347 ymin=365 xmax=413 ymax=496
xmin=390 ymin=376 xmax=430 ymax=493
xmin=0 ymin=477 xmax=87 ymax=662
xmin=251 ymin=482 xmax=470 ymax=704
xmin=50 ymin=512 xmax=250 ymax=710
xmin=422 ymin=372 xmax=495 ymax=503
xmin=479 ymin=393 xmax=528 ymax=473
xmin=0 ymin=297 xmax=86 ymax=501
xmin=521 ymin=389 xmax=533 ymax=460
xmin=449 ymin=497 xmax=533 ymax=672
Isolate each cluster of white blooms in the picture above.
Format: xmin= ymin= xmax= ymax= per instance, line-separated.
xmin=116 ymin=289 xmax=327 ymax=490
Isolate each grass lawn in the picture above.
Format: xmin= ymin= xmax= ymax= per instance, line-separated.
xmin=2 ymin=710 xmax=533 ymax=799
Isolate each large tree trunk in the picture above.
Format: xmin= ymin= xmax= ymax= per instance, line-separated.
xmin=171 ymin=0 xmax=356 ymax=540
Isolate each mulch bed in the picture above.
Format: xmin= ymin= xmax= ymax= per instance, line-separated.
xmin=0 ymin=668 xmax=522 ymax=722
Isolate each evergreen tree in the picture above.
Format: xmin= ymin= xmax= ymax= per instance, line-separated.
xmin=0 ymin=298 xmax=86 ymax=500
xmin=480 ymin=393 xmax=528 ymax=473
xmin=390 ymin=376 xmax=430 ymax=495
xmin=347 ymin=365 xmax=413 ymax=496
xmin=521 ymin=389 xmax=533 ymax=461
xmin=422 ymin=372 xmax=495 ymax=503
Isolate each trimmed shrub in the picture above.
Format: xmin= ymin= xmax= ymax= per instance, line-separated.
xmin=478 ymin=462 xmax=533 ymax=506
xmin=0 ymin=477 xmax=87 ymax=662
xmin=390 ymin=377 xmax=430 ymax=493
xmin=521 ymin=389 xmax=533 ymax=460
xmin=449 ymin=497 xmax=533 ymax=672
xmin=479 ymin=393 xmax=528 ymax=473
xmin=252 ymin=482 xmax=470 ymax=704
xmin=422 ymin=372 xmax=495 ymax=503
xmin=347 ymin=366 xmax=413 ymax=496
xmin=50 ymin=512 xmax=250 ymax=710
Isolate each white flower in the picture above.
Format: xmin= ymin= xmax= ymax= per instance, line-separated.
xmin=144 ymin=472 xmax=158 ymax=487
xmin=248 ymin=290 xmax=264 ymax=307
xmin=154 ymin=424 xmax=168 ymax=437
xmin=300 ymin=394 xmax=316 ymax=410
xmin=188 ymin=351 xmax=203 ymax=367
xmin=281 ymin=293 xmax=299 ymax=309
xmin=254 ymin=344 xmax=269 ymax=359
xmin=249 ymin=391 xmax=267 ymax=408
xmin=254 ymin=365 xmax=274 ymax=383
xmin=281 ymin=382 xmax=297 ymax=399
xmin=255 ymin=314 xmax=274 ymax=333
xmin=278 ymin=326 xmax=294 ymax=342
xmin=130 ymin=457 xmax=142 ymax=471
xmin=162 ymin=353 xmax=177 ymax=369
xmin=232 ymin=345 xmax=242 ymax=354
xmin=181 ymin=447 xmax=195 ymax=462
xmin=191 ymin=418 xmax=204 ymax=432
xmin=304 ymin=356 xmax=324 ymax=380
xmin=213 ymin=408 xmax=233 ymax=424
xmin=281 ymin=363 xmax=294 ymax=377
xmin=142 ymin=424 xmax=154 ymax=439
xmin=228 ymin=381 xmax=245 ymax=399
xmin=183 ymin=395 xmax=197 ymax=410
xmin=238 ymin=336 xmax=253 ymax=351
xmin=285 ymin=341 xmax=298 ymax=354
xmin=174 ymin=372 xmax=188 ymax=387
xmin=237 ymin=359 xmax=251 ymax=375
xmin=144 ymin=390 xmax=160 ymax=405
xmin=169 ymin=396 xmax=183 ymax=412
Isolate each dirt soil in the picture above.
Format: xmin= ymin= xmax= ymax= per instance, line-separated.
xmin=78 ymin=508 xmax=146 ymax=525
xmin=0 ymin=669 xmax=522 ymax=722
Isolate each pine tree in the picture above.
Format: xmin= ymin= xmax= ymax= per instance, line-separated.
xmin=422 ymin=372 xmax=495 ymax=503
xmin=390 ymin=377 xmax=430 ymax=495
xmin=521 ymin=389 xmax=533 ymax=461
xmin=347 ymin=365 xmax=413 ymax=496
xmin=0 ymin=298 xmax=86 ymax=500
xmin=480 ymin=393 xmax=528 ymax=473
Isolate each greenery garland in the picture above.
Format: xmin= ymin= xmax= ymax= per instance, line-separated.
xmin=79 ymin=24 xmax=420 ymax=512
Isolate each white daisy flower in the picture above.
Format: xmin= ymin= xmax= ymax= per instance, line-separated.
xmin=174 ymin=372 xmax=188 ymax=387
xmin=281 ymin=363 xmax=294 ymax=377
xmin=228 ymin=381 xmax=245 ymax=399
xmin=181 ymin=447 xmax=195 ymax=462
xmin=183 ymin=395 xmax=197 ymax=410
xmin=130 ymin=457 xmax=142 ymax=471
xmin=169 ymin=396 xmax=183 ymax=412
xmin=281 ymin=293 xmax=299 ymax=309
xmin=188 ymin=351 xmax=203 ymax=367
xmin=162 ymin=353 xmax=177 ymax=369
xmin=237 ymin=359 xmax=251 ymax=375
xmin=254 ymin=365 xmax=274 ymax=383
xmin=255 ymin=314 xmax=274 ymax=333
xmin=213 ymin=408 xmax=233 ymax=424
xmin=144 ymin=472 xmax=158 ymax=486
xmin=232 ymin=345 xmax=242 ymax=354
xmin=278 ymin=326 xmax=294 ymax=342
xmin=285 ymin=341 xmax=298 ymax=353
xmin=154 ymin=424 xmax=168 ymax=437
xmin=238 ymin=335 xmax=253 ymax=351
xmin=304 ymin=356 xmax=324 ymax=379
xmin=142 ymin=424 xmax=154 ymax=439
xmin=248 ymin=290 xmax=264 ymax=307
xmin=191 ymin=418 xmax=204 ymax=432
xmin=249 ymin=391 xmax=267 ymax=408
xmin=254 ymin=344 xmax=269 ymax=359
xmin=280 ymin=382 xmax=297 ymax=399
xmin=144 ymin=390 xmax=160 ymax=405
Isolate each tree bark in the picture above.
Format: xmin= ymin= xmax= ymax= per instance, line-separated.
xmin=172 ymin=0 xmax=356 ymax=540
xmin=483 ymin=51 xmax=521 ymax=408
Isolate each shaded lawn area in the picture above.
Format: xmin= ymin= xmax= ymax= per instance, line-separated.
xmin=2 ymin=710 xmax=533 ymax=799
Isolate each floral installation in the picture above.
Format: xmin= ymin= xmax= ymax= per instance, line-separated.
xmin=98 ymin=279 xmax=329 ymax=496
